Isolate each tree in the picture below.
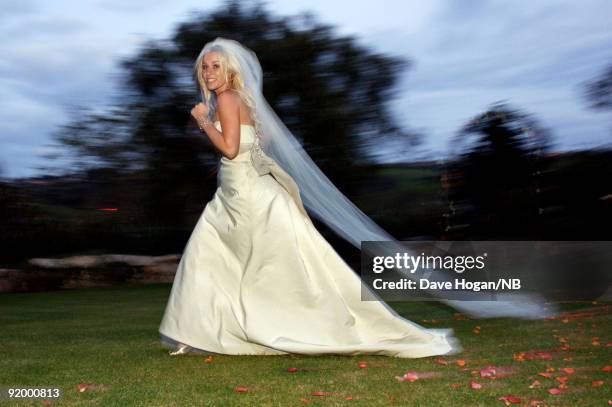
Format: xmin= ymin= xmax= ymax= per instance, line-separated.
xmin=444 ymin=101 xmax=552 ymax=239
xmin=582 ymin=61 xmax=612 ymax=112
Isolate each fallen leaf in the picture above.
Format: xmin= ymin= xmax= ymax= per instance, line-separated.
xmin=345 ymin=395 xmax=354 ymax=400
xmin=75 ymin=383 xmax=108 ymax=393
xmin=560 ymin=367 xmax=575 ymax=374
xmin=536 ymin=351 xmax=552 ymax=360
xmin=204 ymin=356 xmax=213 ymax=363
xmin=529 ymin=380 xmax=541 ymax=389
xmin=358 ymin=362 xmax=367 ymax=369
xmin=592 ymin=380 xmax=604 ymax=387
xmin=395 ymin=371 xmax=419 ymax=382
xmin=436 ymin=357 xmax=449 ymax=366
xmin=287 ymin=367 xmax=299 ymax=373
xmin=234 ymin=386 xmax=249 ymax=393
xmin=480 ymin=367 xmax=497 ymax=378
xmin=537 ymin=372 xmax=552 ymax=378
xmin=602 ymin=366 xmax=612 ymax=372
xmin=556 ymin=376 xmax=569 ymax=384
xmin=548 ymin=388 xmax=564 ymax=395
xmin=456 ymin=359 xmax=466 ymax=367
xmin=449 ymin=383 xmax=462 ymax=389
xmin=470 ymin=381 xmax=482 ymax=390
xmin=311 ymin=391 xmax=327 ymax=396
xmin=498 ymin=395 xmax=522 ymax=405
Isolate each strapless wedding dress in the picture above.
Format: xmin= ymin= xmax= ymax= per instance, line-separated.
xmin=158 ymin=121 xmax=459 ymax=357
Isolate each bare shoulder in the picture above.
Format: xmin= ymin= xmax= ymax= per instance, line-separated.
xmin=217 ymin=89 xmax=241 ymax=107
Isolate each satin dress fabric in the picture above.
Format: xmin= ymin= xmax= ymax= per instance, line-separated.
xmin=158 ymin=121 xmax=459 ymax=358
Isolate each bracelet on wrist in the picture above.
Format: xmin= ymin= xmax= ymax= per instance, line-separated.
xmin=197 ymin=117 xmax=211 ymax=130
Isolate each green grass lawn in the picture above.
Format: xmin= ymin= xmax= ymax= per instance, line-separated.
xmin=0 ymin=284 xmax=609 ymax=406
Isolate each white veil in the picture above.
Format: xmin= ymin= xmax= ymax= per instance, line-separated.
xmin=195 ymin=37 xmax=552 ymax=319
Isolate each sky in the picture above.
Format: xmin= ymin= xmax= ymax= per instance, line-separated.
xmin=1 ymin=0 xmax=611 ymax=178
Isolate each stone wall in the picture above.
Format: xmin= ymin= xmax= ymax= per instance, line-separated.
xmin=0 ymin=254 xmax=180 ymax=293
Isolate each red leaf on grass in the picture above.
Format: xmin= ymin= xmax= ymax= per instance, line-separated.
xmin=602 ymin=366 xmax=612 ymax=372
xmin=345 ymin=395 xmax=354 ymax=400
xmin=537 ymin=372 xmax=552 ymax=378
xmin=560 ymin=367 xmax=575 ymax=374
xmin=77 ymin=384 xmax=89 ymax=393
xmin=395 ymin=371 xmax=440 ymax=382
xmin=435 ymin=357 xmax=449 ymax=366
xmin=395 ymin=371 xmax=419 ymax=382
xmin=234 ymin=386 xmax=249 ymax=393
xmin=311 ymin=391 xmax=327 ymax=396
xmin=480 ymin=367 xmax=497 ymax=378
xmin=592 ymin=380 xmax=604 ymax=387
xmin=358 ymin=361 xmax=367 ymax=369
xmin=556 ymin=376 xmax=569 ymax=384
xmin=498 ymin=395 xmax=522 ymax=405
xmin=456 ymin=359 xmax=466 ymax=367
xmin=287 ymin=367 xmax=299 ymax=373
xmin=528 ymin=380 xmax=541 ymax=389
xmin=536 ymin=351 xmax=552 ymax=360
xmin=548 ymin=388 xmax=564 ymax=395
xmin=470 ymin=381 xmax=482 ymax=390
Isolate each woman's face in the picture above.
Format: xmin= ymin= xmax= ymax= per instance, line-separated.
xmin=202 ymin=51 xmax=228 ymax=93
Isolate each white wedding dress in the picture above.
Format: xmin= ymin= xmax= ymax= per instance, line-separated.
xmin=158 ymin=121 xmax=459 ymax=358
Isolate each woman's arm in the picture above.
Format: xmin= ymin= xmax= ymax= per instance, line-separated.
xmin=196 ymin=92 xmax=241 ymax=160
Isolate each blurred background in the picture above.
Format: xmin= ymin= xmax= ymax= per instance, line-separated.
xmin=1 ymin=0 xmax=611 ymax=293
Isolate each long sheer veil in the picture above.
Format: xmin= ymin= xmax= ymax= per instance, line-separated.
xmin=195 ymin=37 xmax=552 ymax=319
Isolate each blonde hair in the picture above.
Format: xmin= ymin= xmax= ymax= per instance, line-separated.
xmin=193 ymin=44 xmax=261 ymax=133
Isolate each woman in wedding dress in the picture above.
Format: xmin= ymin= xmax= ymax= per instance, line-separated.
xmin=159 ymin=38 xmax=546 ymax=358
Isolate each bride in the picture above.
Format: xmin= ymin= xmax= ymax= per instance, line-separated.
xmin=158 ymin=38 xmax=545 ymax=358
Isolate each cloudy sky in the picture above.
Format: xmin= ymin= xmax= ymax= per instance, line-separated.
xmin=1 ymin=0 xmax=611 ymax=178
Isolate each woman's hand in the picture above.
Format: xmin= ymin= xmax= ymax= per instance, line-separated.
xmin=190 ymin=102 xmax=210 ymax=122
